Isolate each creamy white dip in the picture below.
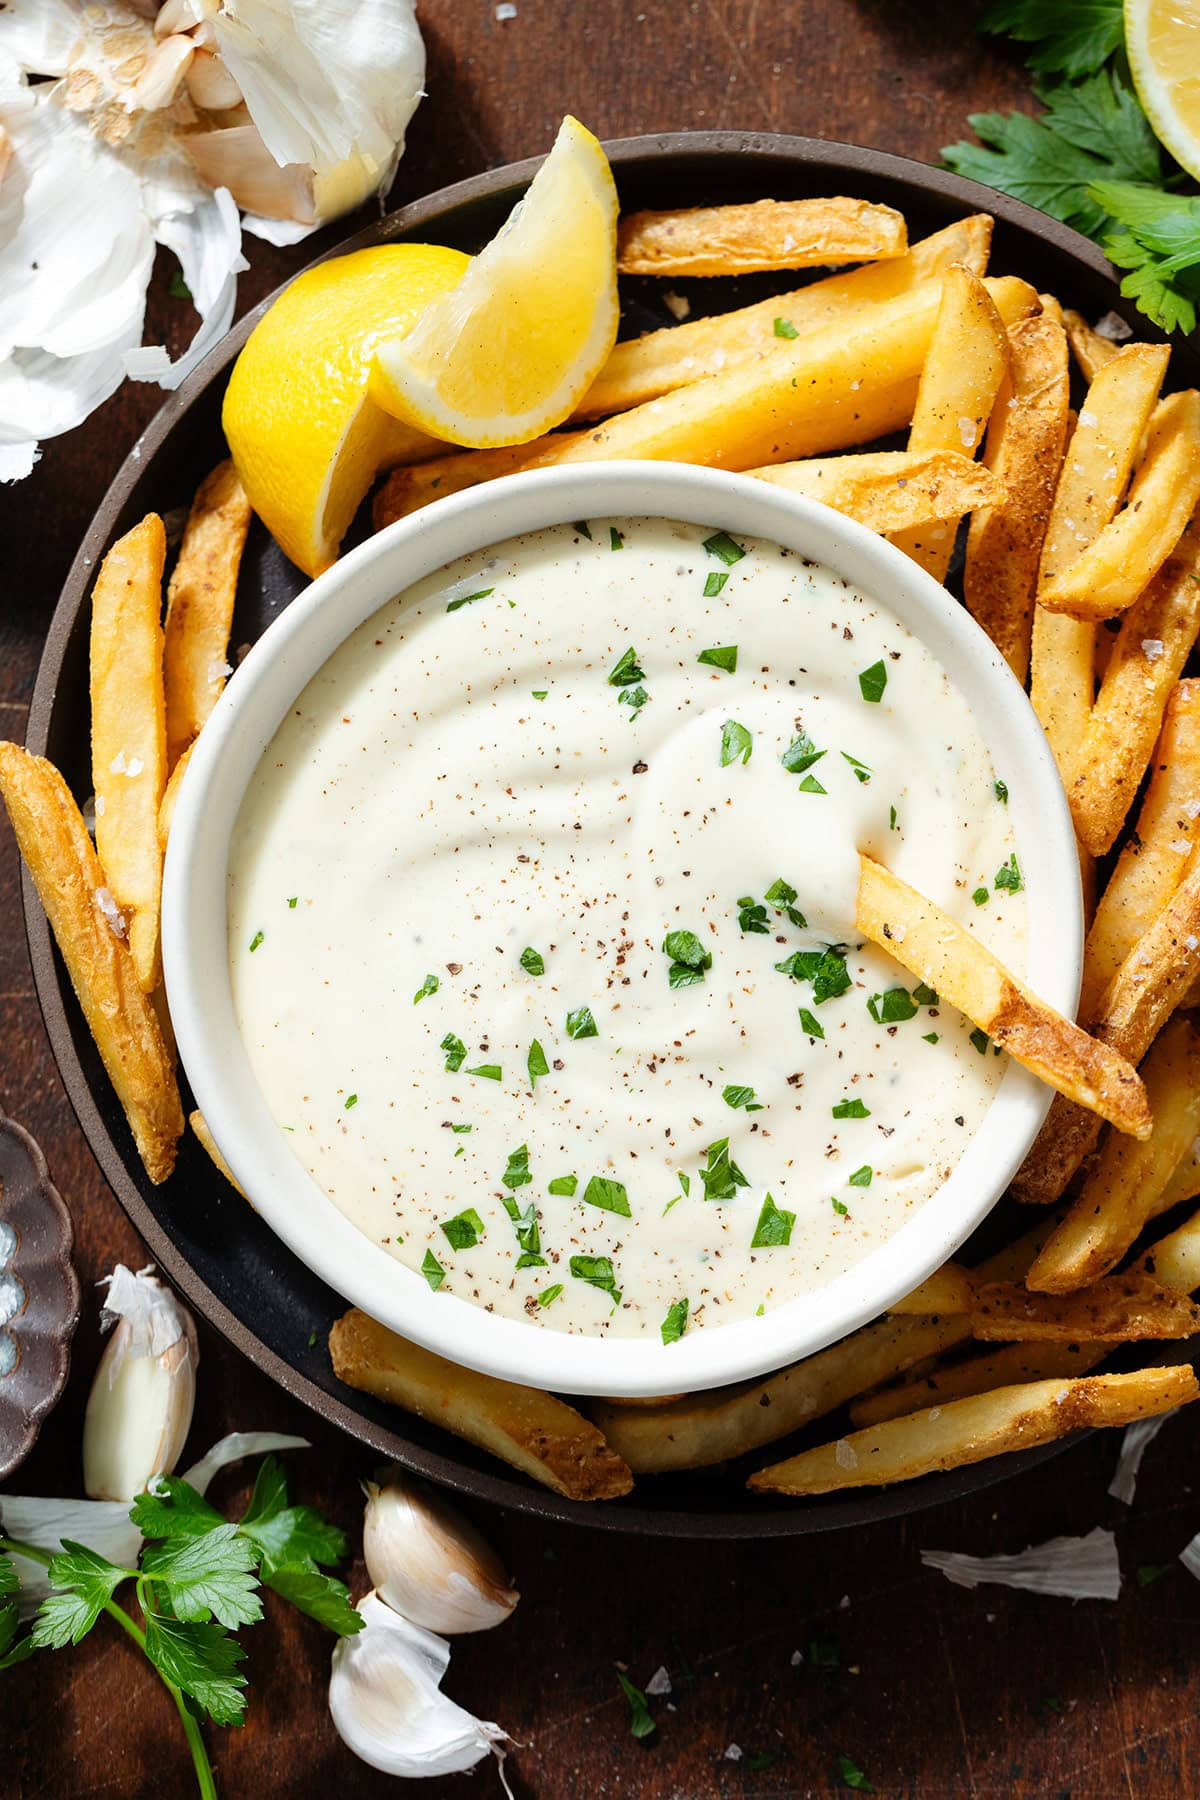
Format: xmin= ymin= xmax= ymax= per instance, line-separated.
xmin=228 ymin=518 xmax=1026 ymax=1343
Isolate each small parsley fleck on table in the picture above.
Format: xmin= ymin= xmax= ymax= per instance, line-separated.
xmin=446 ymin=587 xmax=494 ymax=612
xmin=703 ymin=570 xmax=729 ymax=597
xmin=440 ymin=1208 xmax=485 ymax=1250
xmin=697 ymin=644 xmax=738 ymax=672
xmin=519 ymin=946 xmax=545 ymax=976
xmin=413 ymin=973 xmax=439 ymax=1004
xmin=751 ymin=1192 xmax=795 ymax=1247
xmin=720 ymin=718 xmax=753 ymax=766
xmin=1136 ymin=1562 xmax=1172 ymax=1586
xmin=858 ymin=660 xmax=888 ymax=703
xmin=616 ymin=1669 xmax=656 ymax=1738
xmin=837 ymin=1752 xmax=875 ymax=1793
xmin=832 ymin=1097 xmax=870 ymax=1119
xmin=723 ymin=1084 xmax=763 ymax=1111
xmin=773 ymin=316 xmax=799 ymax=338
xmin=168 ymin=268 xmax=192 ymax=300
xmin=565 ymin=1005 xmax=599 ymax=1040
xmin=547 ymin=1173 xmax=578 ymax=1197
xmin=582 ymin=1174 xmax=632 ymax=1216
xmin=441 ymin=1032 xmax=467 ymax=1071
xmin=702 ymin=529 xmax=746 ymax=565
xmin=661 ymin=1298 xmax=689 ymax=1344
xmin=421 ymin=1249 xmax=445 ymax=1290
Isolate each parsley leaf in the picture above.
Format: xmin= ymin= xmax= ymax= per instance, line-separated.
xmin=519 ymin=946 xmax=545 ymax=976
xmin=548 ymin=1174 xmax=578 ymax=1196
xmin=661 ymin=1298 xmax=690 ymax=1345
xmin=703 ymin=569 xmax=729 ymax=597
xmin=502 ymin=1144 xmax=533 ymax=1189
xmin=130 ymin=1478 xmax=225 ymax=1543
xmin=527 ymin=1039 xmax=549 ymax=1089
xmin=465 ymin=1063 xmax=503 ymax=1081
xmin=441 ymin=1032 xmax=467 ymax=1072
xmin=837 ymin=1751 xmax=876 ymax=1793
xmin=142 ymin=1611 xmax=248 ymax=1727
xmin=582 ymin=1174 xmax=632 ymax=1216
xmin=775 ymin=945 xmax=852 ymax=1004
xmin=737 ymin=895 xmax=769 ymax=933
xmin=566 ymin=1005 xmax=599 ymax=1040
xmin=664 ymin=928 xmax=712 ymax=987
xmin=848 ymin=1164 xmax=873 ymax=1187
xmin=751 ymin=1192 xmax=795 ymax=1247
xmin=833 ymin=1097 xmax=870 ymax=1118
xmin=773 ymin=316 xmax=800 ymax=338
xmin=798 ymin=1007 xmax=825 ymax=1039
xmin=608 ymin=646 xmax=645 ymax=687
xmin=617 ymin=1668 xmax=657 ymax=1738
xmin=31 ymin=1543 xmax=127 ymax=1648
xmin=259 ymin=1565 xmax=360 ymax=1634
xmin=867 ymin=986 xmax=920 ymax=1024
xmin=421 ymin=1248 xmax=446 ymax=1289
xmin=441 ymin=1208 xmax=486 ymax=1250
xmin=703 ymin=530 xmax=746 ymax=565
xmin=446 ymin=587 xmax=494 ymax=612
xmin=413 ymin=973 xmax=439 ymax=1004
xmin=699 ymin=1136 xmax=750 ymax=1201
xmin=697 ymin=644 xmax=738 ymax=672
xmin=1092 ymin=182 xmax=1200 ymax=336
xmin=970 ymin=1027 xmax=992 ymax=1055
xmin=995 ymin=778 xmax=1009 ymax=803
xmin=858 ymin=660 xmax=888 ymax=703
xmin=238 ymin=1458 xmax=345 ymax=1569
xmin=995 ymin=852 xmax=1024 ymax=892
xmin=720 ymin=718 xmax=753 ymax=765
xmin=570 ymin=1253 xmax=622 ymax=1305
xmin=723 ymin=1083 xmax=764 ymax=1111
xmin=140 ymin=1526 xmax=262 ymax=1630
xmin=538 ymin=1283 xmax=564 ymax=1306
xmin=781 ymin=731 xmax=826 ymax=776
xmin=980 ymin=0 xmax=1125 ymax=79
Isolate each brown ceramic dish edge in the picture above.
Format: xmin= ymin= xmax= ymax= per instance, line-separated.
xmin=0 ymin=1109 xmax=80 ymax=1482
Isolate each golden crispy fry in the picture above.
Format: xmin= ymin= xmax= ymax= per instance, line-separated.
xmin=856 ymin=855 xmax=1151 ymax=1136
xmin=1037 ymin=292 xmax=1064 ymax=326
xmin=1030 ymin=610 xmax=1095 ymax=787
xmin=163 ymin=461 xmax=251 ymax=769
xmin=593 ymin=1220 xmax=1056 ymax=1473
xmin=374 ymin=441 xmax=559 ymax=529
xmin=189 ymin=1109 xmax=247 ymax=1200
xmin=886 ymin=1263 xmax=975 ymax=1316
xmin=1080 ymin=681 xmax=1200 ymax=1016
xmin=0 ymin=743 xmax=182 ymax=1183
xmin=328 ymin=1308 xmax=632 ymax=1500
xmin=973 ymin=1272 xmax=1200 ymax=1340
xmin=576 ymin=217 xmax=993 ymax=420
xmin=1063 ymin=308 xmax=1123 ymax=382
xmin=90 ymin=514 xmax=168 ymax=993
xmin=1066 ymin=523 xmax=1200 ymax=857
xmin=849 ymin=1340 xmax=1113 ymax=1427
xmin=888 ymin=264 xmax=1010 ymax=579
xmin=746 ymin=450 xmax=1002 ymax=531
xmin=1140 ymin=1204 xmax=1200 ymax=1295
xmin=1027 ymin=1015 xmax=1200 ymax=1291
xmin=963 ymin=313 xmax=1069 ymax=681
xmin=1157 ymin=1141 xmax=1200 ymax=1214
xmin=615 ymin=196 xmax=907 ymax=277
xmin=747 ymin=1365 xmax=1198 ymax=1495
xmin=1015 ymin=856 xmax=1200 ymax=1204
xmin=1039 ymin=393 xmax=1200 ymax=621
xmin=157 ymin=741 xmax=193 ymax=852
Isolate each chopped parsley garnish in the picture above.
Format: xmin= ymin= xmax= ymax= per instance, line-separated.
xmin=703 ymin=571 xmax=730 ymax=597
xmin=764 ymin=876 xmax=806 ymax=926
xmin=664 ymin=928 xmax=712 ymax=988
xmin=661 ymin=1298 xmax=690 ymax=1345
xmin=582 ymin=1174 xmax=632 ymax=1217
xmin=858 ymin=660 xmax=888 ymax=703
xmin=867 ymin=986 xmax=919 ymax=1024
xmin=889 ymin=804 xmax=899 ymax=830
xmin=570 ymin=1254 xmax=621 ymax=1305
xmin=440 ymin=1208 xmax=485 ymax=1250
xmin=995 ymin=853 xmax=1023 ymax=893
xmin=287 ymin=897 xmax=298 ymax=909
xmin=848 ymin=1165 xmax=873 ymax=1187
xmin=775 ymin=945 xmax=852 ymax=1005
xmin=677 ymin=1171 xmax=691 ymax=1197
xmin=619 ymin=684 xmax=648 ymax=717
xmin=547 ymin=1174 xmax=578 ymax=1196
xmin=538 ymin=1283 xmax=564 ymax=1306
xmin=421 ymin=1249 xmax=445 ymax=1290
xmin=702 ymin=530 xmax=746 ymax=565
xmin=973 ymin=887 xmax=990 ymax=906
xmin=249 ymin=931 xmax=264 ymax=952
xmin=413 ymin=973 xmax=439 ymax=1004
xmin=574 ymin=520 xmax=592 ymax=539
xmin=798 ymin=773 xmax=827 ymax=794
xmin=837 ymin=1752 xmax=875 ymax=1793
xmin=922 ymin=1031 xmax=940 ymax=1044
xmin=723 ymin=1084 xmax=763 ymax=1111
xmin=994 ymin=778 xmax=1009 ymax=803
xmin=697 ymin=644 xmax=738 ymax=672
xmin=609 ymin=526 xmax=624 ymax=551
xmin=450 ymin=1122 xmax=472 ymax=1133
xmin=737 ymin=896 xmax=769 ymax=933
xmin=720 ymin=719 xmax=753 ymax=766
xmin=799 ymin=1007 xmax=825 ymax=1039
xmin=441 ymin=1032 xmax=467 ymax=1071
xmin=519 ymin=946 xmax=545 ymax=976
xmin=1136 ymin=1562 xmax=1172 ymax=1586
xmin=565 ymin=1005 xmax=599 ymax=1040
xmin=608 ymin=645 xmax=645 ymax=687
xmin=913 ymin=982 xmax=938 ymax=1005
xmin=465 ymin=1063 xmax=503 ymax=1081
xmin=832 ymin=1097 xmax=870 ymax=1118
xmin=616 ymin=1669 xmax=655 ymax=1739
xmin=970 ymin=1028 xmax=991 ymax=1055
xmin=699 ymin=1136 xmax=749 ymax=1202
xmin=773 ymin=316 xmax=800 ymax=338
xmin=169 ymin=269 xmax=192 ymax=300
xmin=527 ymin=1039 xmax=549 ymax=1089
xmin=831 ymin=1196 xmax=849 ymax=1216
xmin=446 ymin=587 xmax=494 ymax=612
xmin=841 ymin=751 xmax=872 ymax=784
xmin=751 ymin=1192 xmax=795 ymax=1247
xmin=344 ymin=1093 xmax=358 ymax=1109
xmin=781 ymin=731 xmax=826 ymax=776
xmin=501 ymin=1145 xmax=533 ymax=1190
xmin=502 ymin=1195 xmax=544 ymax=1268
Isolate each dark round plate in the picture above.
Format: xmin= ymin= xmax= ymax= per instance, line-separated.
xmin=23 ymin=131 xmax=1200 ymax=1536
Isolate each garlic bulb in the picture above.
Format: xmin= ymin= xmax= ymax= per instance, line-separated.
xmin=82 ymin=1264 xmax=198 ymax=1502
xmin=329 ymin=1591 xmax=510 ymax=1780
xmin=363 ymin=1472 xmax=519 ymax=1635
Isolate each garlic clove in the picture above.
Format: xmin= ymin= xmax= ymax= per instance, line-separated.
xmin=155 ymin=0 xmax=218 ymax=36
xmin=125 ymin=34 xmax=194 ymax=112
xmin=185 ymin=48 xmax=243 ymax=113
xmin=183 ymin=118 xmax=316 ymax=223
xmin=82 ymin=1266 xmax=198 ymax=1502
xmin=329 ymin=1592 xmax=510 ymax=1779
xmin=363 ymin=1471 xmax=519 ymax=1635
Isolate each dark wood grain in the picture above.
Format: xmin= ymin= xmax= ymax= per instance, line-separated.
xmin=3 ymin=4 xmax=1198 ymax=1795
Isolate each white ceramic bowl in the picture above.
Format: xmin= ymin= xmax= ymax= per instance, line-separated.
xmin=163 ymin=462 xmax=1082 ymax=1397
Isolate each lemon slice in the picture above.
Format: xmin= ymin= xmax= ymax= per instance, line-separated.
xmin=222 ymin=244 xmax=469 ymax=577
xmin=369 ymin=117 xmax=619 ymax=448
xmin=1126 ymin=0 xmax=1200 ymax=182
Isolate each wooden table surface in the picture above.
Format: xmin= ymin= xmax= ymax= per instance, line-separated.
xmin=4 ymin=4 xmax=1199 ymax=1795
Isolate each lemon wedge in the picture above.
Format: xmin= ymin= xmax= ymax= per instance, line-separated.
xmin=222 ymin=245 xmax=469 ymax=578
xmin=1126 ymin=0 xmax=1200 ymax=182
xmin=369 ymin=117 xmax=619 ymax=448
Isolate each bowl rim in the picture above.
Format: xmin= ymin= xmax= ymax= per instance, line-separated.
xmin=162 ymin=460 xmax=1082 ymax=1397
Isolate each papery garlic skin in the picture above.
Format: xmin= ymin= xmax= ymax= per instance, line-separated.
xmin=82 ymin=1265 xmax=199 ymax=1502
xmin=329 ymin=1592 xmax=510 ymax=1779
xmin=363 ymin=1472 xmax=519 ymax=1636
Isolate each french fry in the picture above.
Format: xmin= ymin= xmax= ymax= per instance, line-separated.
xmin=1140 ymin=1204 xmax=1200 ymax=1294
xmin=1063 ymin=308 xmax=1123 ymax=382
xmin=1038 ymin=393 xmax=1200 ymax=621
xmin=747 ymin=1366 xmax=1198 ymax=1495
xmin=1037 ymin=292 xmax=1064 ymax=327
xmin=575 ymin=216 xmax=993 ymax=420
xmin=855 ymin=855 xmax=1151 ymax=1137
xmin=887 ymin=264 xmax=1010 ymax=580
xmin=163 ymin=461 xmax=251 ymax=769
xmin=850 ymin=1340 xmax=1113 ymax=1427
xmin=887 ymin=1263 xmax=975 ymax=1316
xmin=615 ymin=196 xmax=907 ymax=276
xmin=157 ymin=741 xmax=193 ymax=852
xmin=1066 ymin=523 xmax=1200 ymax=857
xmin=1030 ymin=609 xmax=1095 ymax=787
xmin=1157 ymin=1141 xmax=1200 ymax=1214
xmin=963 ymin=313 xmax=1070 ymax=682
xmin=1015 ymin=854 xmax=1200 ymax=1204
xmin=592 ymin=1219 xmax=1056 ymax=1473
xmin=374 ymin=441 xmax=558 ymax=530
xmin=90 ymin=514 xmax=168 ymax=993
xmin=1026 ymin=1015 xmax=1200 ymax=1292
xmin=328 ymin=1308 xmax=632 ymax=1500
xmin=1080 ymin=681 xmax=1200 ymax=1016
xmin=746 ymin=450 xmax=1002 ymax=532
xmin=972 ymin=1272 xmax=1200 ymax=1341
xmin=189 ymin=1109 xmax=247 ymax=1200
xmin=0 ymin=743 xmax=182 ymax=1183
